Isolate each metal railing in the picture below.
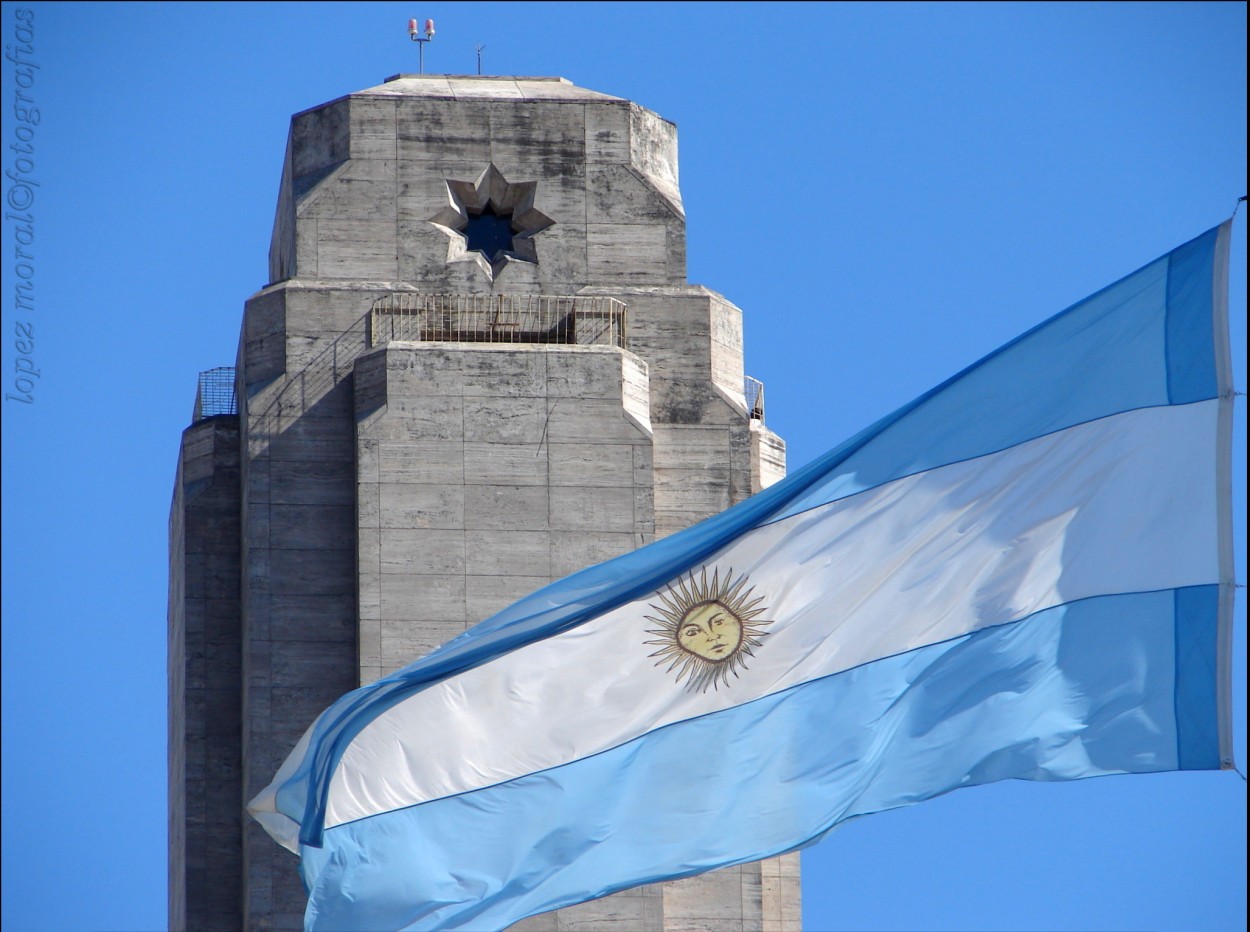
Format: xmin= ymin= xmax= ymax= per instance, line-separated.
xmin=192 ymin=367 xmax=237 ymax=421
xmin=744 ymin=375 xmax=765 ymax=423
xmin=370 ymin=293 xmax=628 ymax=349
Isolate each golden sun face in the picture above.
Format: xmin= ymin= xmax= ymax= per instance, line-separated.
xmin=677 ymin=601 xmax=743 ymax=661
xmin=645 ymin=567 xmax=771 ymax=693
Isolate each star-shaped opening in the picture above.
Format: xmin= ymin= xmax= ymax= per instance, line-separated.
xmin=428 ymin=164 xmax=555 ymax=280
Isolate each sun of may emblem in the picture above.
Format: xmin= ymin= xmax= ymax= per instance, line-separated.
xmin=644 ymin=567 xmax=772 ymax=693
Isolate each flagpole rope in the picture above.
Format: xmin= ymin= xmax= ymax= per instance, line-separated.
xmin=1234 ymin=195 xmax=1247 ymax=221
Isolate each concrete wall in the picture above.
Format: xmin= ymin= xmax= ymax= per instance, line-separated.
xmin=168 ymin=416 xmax=243 ymax=932
xmin=269 ymin=77 xmax=685 ymax=293
xmin=355 ymin=342 xmax=654 ymax=683
xmin=236 ymin=287 xmax=365 ymax=930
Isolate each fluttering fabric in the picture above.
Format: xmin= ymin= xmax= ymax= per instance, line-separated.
xmin=249 ymin=223 xmax=1234 ymax=932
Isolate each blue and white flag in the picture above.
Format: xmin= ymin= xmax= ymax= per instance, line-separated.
xmin=250 ymin=223 xmax=1236 ymax=931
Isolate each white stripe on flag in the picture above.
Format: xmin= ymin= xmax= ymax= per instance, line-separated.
xmin=325 ymin=399 xmax=1219 ymax=830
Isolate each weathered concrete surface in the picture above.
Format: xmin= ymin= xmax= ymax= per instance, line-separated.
xmin=168 ymin=416 xmax=243 ymax=932
xmin=236 ymin=307 xmax=362 ymax=930
xmin=269 ymin=75 xmax=685 ymax=293
xmin=355 ymin=342 xmax=655 ymax=683
xmin=170 ymin=74 xmax=799 ymax=932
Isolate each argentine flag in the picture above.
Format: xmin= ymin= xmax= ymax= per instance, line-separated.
xmin=250 ymin=223 xmax=1236 ymax=931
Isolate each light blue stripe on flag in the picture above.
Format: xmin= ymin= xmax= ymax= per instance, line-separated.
xmin=300 ymin=587 xmax=1215 ymax=932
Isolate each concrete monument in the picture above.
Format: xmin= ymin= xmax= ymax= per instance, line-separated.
xmin=169 ymin=74 xmax=799 ymax=931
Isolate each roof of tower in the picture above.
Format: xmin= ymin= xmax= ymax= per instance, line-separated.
xmin=357 ymin=74 xmax=627 ymax=102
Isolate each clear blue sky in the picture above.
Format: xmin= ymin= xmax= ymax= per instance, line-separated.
xmin=1 ymin=3 xmax=1245 ymax=930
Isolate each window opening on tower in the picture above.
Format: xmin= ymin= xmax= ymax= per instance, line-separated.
xmin=462 ymin=207 xmax=517 ymax=263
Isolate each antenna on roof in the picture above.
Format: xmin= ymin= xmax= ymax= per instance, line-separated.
xmin=407 ymin=18 xmax=435 ymax=73
xmin=475 ymin=43 xmax=485 ymax=75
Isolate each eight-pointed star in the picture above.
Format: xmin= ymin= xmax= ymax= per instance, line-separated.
xmin=427 ymin=164 xmax=555 ymax=280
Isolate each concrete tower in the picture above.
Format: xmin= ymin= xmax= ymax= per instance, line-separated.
xmin=169 ymin=74 xmax=798 ymax=931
